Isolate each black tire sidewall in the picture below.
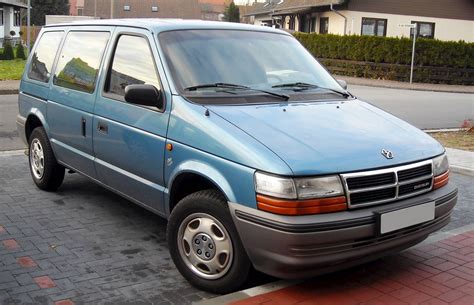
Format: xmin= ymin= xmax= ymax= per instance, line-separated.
xmin=28 ymin=127 xmax=64 ymax=191
xmin=167 ymin=190 xmax=251 ymax=294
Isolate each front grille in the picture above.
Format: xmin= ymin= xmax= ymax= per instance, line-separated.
xmin=398 ymin=164 xmax=432 ymax=181
xmin=350 ymin=187 xmax=396 ymax=205
xmin=346 ymin=173 xmax=395 ymax=190
xmin=341 ymin=160 xmax=433 ymax=208
xmin=399 ymin=178 xmax=432 ymax=196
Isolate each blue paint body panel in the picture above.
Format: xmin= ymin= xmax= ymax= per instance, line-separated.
xmin=18 ymin=19 xmax=446 ymax=218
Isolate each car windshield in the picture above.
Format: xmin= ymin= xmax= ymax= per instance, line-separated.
xmin=159 ymin=29 xmax=345 ymax=103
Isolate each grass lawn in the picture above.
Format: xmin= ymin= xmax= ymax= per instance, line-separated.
xmin=429 ymin=130 xmax=474 ymax=152
xmin=0 ymin=59 xmax=26 ymax=80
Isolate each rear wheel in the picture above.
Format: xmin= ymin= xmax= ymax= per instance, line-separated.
xmin=28 ymin=127 xmax=65 ymax=191
xmin=167 ymin=189 xmax=251 ymax=294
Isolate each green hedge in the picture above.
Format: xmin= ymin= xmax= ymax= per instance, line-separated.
xmin=294 ymin=33 xmax=474 ymax=69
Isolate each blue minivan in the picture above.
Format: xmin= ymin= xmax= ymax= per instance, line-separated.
xmin=17 ymin=19 xmax=457 ymax=293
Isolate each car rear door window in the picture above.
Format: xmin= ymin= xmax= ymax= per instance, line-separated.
xmin=54 ymin=31 xmax=110 ymax=93
xmin=105 ymin=35 xmax=161 ymax=99
xmin=28 ymin=31 xmax=64 ymax=83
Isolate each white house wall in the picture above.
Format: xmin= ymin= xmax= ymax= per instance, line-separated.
xmin=321 ymin=10 xmax=474 ymax=42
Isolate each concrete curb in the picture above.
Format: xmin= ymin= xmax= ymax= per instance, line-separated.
xmin=450 ymin=165 xmax=474 ymax=177
xmin=0 ymin=89 xmax=19 ymax=95
xmin=194 ymin=280 xmax=299 ymax=305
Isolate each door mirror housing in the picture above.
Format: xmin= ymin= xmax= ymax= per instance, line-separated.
xmin=337 ymin=79 xmax=348 ymax=90
xmin=124 ymin=84 xmax=163 ymax=109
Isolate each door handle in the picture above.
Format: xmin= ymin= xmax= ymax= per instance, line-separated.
xmin=81 ymin=117 xmax=86 ymax=137
xmin=97 ymin=121 xmax=108 ymax=135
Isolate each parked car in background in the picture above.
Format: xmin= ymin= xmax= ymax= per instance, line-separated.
xmin=17 ymin=19 xmax=457 ymax=294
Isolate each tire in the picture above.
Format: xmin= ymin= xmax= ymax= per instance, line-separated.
xmin=28 ymin=127 xmax=65 ymax=191
xmin=167 ymin=189 xmax=251 ymax=294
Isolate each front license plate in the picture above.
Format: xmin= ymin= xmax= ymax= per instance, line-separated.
xmin=379 ymin=201 xmax=435 ymax=234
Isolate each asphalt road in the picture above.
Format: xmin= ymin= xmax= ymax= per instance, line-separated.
xmin=350 ymin=85 xmax=474 ymax=130
xmin=1 ymin=87 xmax=473 ymax=150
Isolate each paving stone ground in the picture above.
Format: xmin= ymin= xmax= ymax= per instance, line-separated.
xmin=0 ymin=154 xmax=472 ymax=305
xmin=0 ymin=155 xmax=215 ymax=305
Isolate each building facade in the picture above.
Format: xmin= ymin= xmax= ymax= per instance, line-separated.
xmin=69 ymin=0 xmax=85 ymax=16
xmin=244 ymin=0 xmax=474 ymax=42
xmin=0 ymin=0 xmax=27 ymax=47
xmin=83 ymin=0 xmax=202 ymax=19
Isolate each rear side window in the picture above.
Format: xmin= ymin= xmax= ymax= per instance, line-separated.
xmin=28 ymin=31 xmax=63 ymax=83
xmin=54 ymin=31 xmax=110 ymax=93
xmin=106 ymin=35 xmax=161 ymax=98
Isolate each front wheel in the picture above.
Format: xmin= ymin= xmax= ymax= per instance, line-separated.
xmin=28 ymin=127 xmax=65 ymax=191
xmin=167 ymin=190 xmax=251 ymax=294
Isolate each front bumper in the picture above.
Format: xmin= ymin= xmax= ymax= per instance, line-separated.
xmin=229 ymin=183 xmax=457 ymax=279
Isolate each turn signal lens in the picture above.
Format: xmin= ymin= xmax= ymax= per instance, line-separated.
xmin=433 ymin=170 xmax=449 ymax=190
xmin=256 ymin=194 xmax=347 ymax=216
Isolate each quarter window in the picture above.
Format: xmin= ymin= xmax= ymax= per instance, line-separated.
xmin=319 ymin=17 xmax=329 ymax=34
xmin=411 ymin=21 xmax=435 ymax=39
xmin=54 ymin=31 xmax=109 ymax=93
xmin=105 ymin=35 xmax=161 ymax=100
xmin=361 ymin=18 xmax=387 ymax=37
xmin=28 ymin=31 xmax=64 ymax=83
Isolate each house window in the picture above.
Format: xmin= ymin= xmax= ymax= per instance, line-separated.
xmin=0 ymin=7 xmax=3 ymax=26
xmin=77 ymin=8 xmax=84 ymax=16
xmin=14 ymin=8 xmax=21 ymax=27
xmin=151 ymin=6 xmax=158 ymax=12
xmin=310 ymin=17 xmax=316 ymax=32
xmin=319 ymin=17 xmax=329 ymax=34
xmin=361 ymin=18 xmax=387 ymax=36
xmin=411 ymin=21 xmax=435 ymax=39
xmin=124 ymin=5 xmax=130 ymax=11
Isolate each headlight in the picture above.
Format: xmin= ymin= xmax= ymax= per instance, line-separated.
xmin=254 ymin=172 xmax=297 ymax=199
xmin=294 ymin=176 xmax=344 ymax=199
xmin=255 ymin=172 xmax=344 ymax=200
xmin=255 ymin=172 xmax=347 ymax=215
xmin=433 ymin=153 xmax=449 ymax=176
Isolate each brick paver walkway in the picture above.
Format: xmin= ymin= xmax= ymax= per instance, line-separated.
xmin=230 ymin=231 xmax=474 ymax=305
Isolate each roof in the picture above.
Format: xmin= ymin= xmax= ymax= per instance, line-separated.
xmin=44 ymin=18 xmax=291 ymax=35
xmin=243 ymin=0 xmax=346 ymax=16
xmin=0 ymin=0 xmax=28 ymax=8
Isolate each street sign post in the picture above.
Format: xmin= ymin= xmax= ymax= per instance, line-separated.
xmin=399 ymin=23 xmax=417 ymax=84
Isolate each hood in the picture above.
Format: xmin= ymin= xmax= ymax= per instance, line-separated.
xmin=207 ymin=100 xmax=444 ymax=176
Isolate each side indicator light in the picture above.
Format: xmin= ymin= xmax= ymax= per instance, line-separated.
xmin=433 ymin=170 xmax=449 ymax=190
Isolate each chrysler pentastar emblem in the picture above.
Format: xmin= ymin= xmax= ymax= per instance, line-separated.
xmin=381 ymin=149 xmax=394 ymax=159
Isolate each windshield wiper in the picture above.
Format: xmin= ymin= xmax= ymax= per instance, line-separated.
xmin=184 ymin=83 xmax=289 ymax=101
xmin=272 ymin=82 xmax=350 ymax=98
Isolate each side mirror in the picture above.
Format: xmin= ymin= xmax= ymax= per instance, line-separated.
xmin=337 ymin=79 xmax=348 ymax=90
xmin=124 ymin=84 xmax=163 ymax=109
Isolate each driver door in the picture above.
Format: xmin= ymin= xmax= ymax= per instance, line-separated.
xmin=93 ymin=28 xmax=170 ymax=214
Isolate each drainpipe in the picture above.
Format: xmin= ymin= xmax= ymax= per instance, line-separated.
xmin=330 ymin=2 xmax=347 ymax=35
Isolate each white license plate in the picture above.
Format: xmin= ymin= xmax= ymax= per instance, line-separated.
xmin=379 ymin=201 xmax=435 ymax=234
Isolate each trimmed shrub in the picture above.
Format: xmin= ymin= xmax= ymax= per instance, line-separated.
xmin=2 ymin=42 xmax=15 ymax=60
xmin=294 ymin=33 xmax=474 ymax=69
xmin=16 ymin=43 xmax=27 ymax=60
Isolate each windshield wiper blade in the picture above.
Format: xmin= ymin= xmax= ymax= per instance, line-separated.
xmin=272 ymin=82 xmax=318 ymax=88
xmin=184 ymin=83 xmax=289 ymax=101
xmin=272 ymin=82 xmax=350 ymax=98
xmin=184 ymin=83 xmax=249 ymax=91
